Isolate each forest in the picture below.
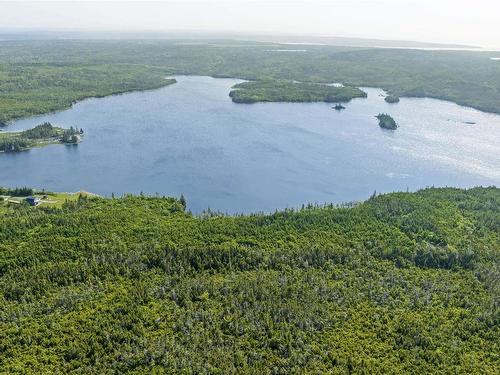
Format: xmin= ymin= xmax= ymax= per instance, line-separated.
xmin=229 ymin=80 xmax=366 ymax=103
xmin=0 ymin=40 xmax=500 ymax=123
xmin=0 ymin=187 xmax=498 ymax=373
xmin=0 ymin=62 xmax=176 ymax=123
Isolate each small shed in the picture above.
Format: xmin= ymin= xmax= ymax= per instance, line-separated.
xmin=26 ymin=196 xmax=41 ymax=206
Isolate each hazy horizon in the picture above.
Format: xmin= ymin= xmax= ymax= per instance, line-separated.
xmin=2 ymin=0 xmax=500 ymax=49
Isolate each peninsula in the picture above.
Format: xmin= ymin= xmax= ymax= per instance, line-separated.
xmin=229 ymin=80 xmax=367 ymax=103
xmin=0 ymin=122 xmax=83 ymax=152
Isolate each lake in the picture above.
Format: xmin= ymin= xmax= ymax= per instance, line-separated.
xmin=1 ymin=75 xmax=499 ymax=213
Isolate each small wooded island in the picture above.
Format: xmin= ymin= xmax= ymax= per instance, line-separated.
xmin=376 ymin=113 xmax=398 ymax=130
xmin=0 ymin=122 xmax=83 ymax=152
xmin=229 ymin=80 xmax=367 ymax=103
xmin=385 ymin=95 xmax=400 ymax=103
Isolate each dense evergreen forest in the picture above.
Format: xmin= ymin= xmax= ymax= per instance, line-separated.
xmin=0 ymin=187 xmax=498 ymax=373
xmin=229 ymin=80 xmax=366 ymax=103
xmin=1 ymin=40 xmax=500 ymax=123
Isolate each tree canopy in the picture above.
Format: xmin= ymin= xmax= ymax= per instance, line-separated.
xmin=0 ymin=187 xmax=498 ymax=373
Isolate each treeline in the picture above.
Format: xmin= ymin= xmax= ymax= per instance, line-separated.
xmin=21 ymin=122 xmax=61 ymax=138
xmin=61 ymin=126 xmax=83 ymax=143
xmin=0 ymin=138 xmax=29 ymax=152
xmin=0 ymin=186 xmax=33 ymax=196
xmin=0 ymin=62 xmax=176 ymax=124
xmin=0 ymin=187 xmax=498 ymax=373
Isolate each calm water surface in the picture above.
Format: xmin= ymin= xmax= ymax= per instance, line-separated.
xmin=2 ymin=76 xmax=499 ymax=213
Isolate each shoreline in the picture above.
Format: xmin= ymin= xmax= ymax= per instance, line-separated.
xmin=2 ymin=75 xmax=500 ymax=128
xmin=0 ymin=76 xmax=177 ymax=127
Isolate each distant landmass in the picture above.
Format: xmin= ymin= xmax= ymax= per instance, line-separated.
xmin=254 ymin=35 xmax=479 ymax=50
xmin=0 ymin=29 xmax=479 ymax=50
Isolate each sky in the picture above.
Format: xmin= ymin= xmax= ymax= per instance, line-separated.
xmin=1 ymin=0 xmax=499 ymax=48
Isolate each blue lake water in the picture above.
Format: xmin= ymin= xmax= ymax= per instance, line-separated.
xmin=1 ymin=75 xmax=499 ymax=213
